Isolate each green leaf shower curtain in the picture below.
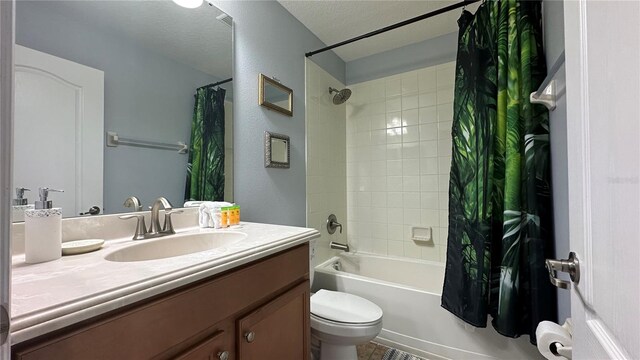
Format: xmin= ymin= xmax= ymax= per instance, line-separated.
xmin=441 ymin=0 xmax=556 ymax=343
xmin=184 ymin=86 xmax=226 ymax=201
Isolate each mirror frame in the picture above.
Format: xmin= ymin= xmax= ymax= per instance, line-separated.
xmin=258 ymin=74 xmax=293 ymax=117
xmin=264 ymin=131 xmax=290 ymax=169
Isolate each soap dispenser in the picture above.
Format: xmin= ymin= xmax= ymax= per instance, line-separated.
xmin=12 ymin=187 xmax=34 ymax=222
xmin=24 ymin=187 xmax=64 ymax=264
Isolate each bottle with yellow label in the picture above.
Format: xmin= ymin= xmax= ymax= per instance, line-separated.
xmin=220 ymin=207 xmax=230 ymax=228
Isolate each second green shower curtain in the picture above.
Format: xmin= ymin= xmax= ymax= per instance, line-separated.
xmin=184 ymin=86 xmax=226 ymax=202
xmin=441 ymin=0 xmax=556 ymax=343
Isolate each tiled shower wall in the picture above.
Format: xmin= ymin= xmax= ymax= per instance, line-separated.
xmin=346 ymin=61 xmax=455 ymax=262
xmin=305 ymin=59 xmax=347 ymax=266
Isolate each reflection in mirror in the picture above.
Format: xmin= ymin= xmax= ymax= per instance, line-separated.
xmin=259 ymin=74 xmax=293 ymax=116
xmin=264 ymin=132 xmax=290 ymax=169
xmin=13 ymin=1 xmax=233 ymax=220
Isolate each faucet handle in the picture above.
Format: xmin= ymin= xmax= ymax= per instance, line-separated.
xmin=119 ymin=214 xmax=148 ymax=240
xmin=163 ymin=210 xmax=183 ymax=235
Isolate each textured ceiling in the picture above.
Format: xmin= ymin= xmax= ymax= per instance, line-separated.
xmin=36 ymin=0 xmax=232 ymax=78
xmin=279 ymin=0 xmax=479 ymax=62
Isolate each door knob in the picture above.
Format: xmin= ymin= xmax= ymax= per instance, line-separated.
xmin=545 ymin=252 xmax=580 ymax=289
xmin=217 ymin=351 xmax=229 ymax=360
xmin=244 ymin=331 xmax=255 ymax=343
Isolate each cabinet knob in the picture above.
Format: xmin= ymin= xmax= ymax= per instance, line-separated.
xmin=217 ymin=351 xmax=229 ymax=360
xmin=244 ymin=331 xmax=255 ymax=343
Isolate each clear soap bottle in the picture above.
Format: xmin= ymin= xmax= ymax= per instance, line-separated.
xmin=24 ymin=187 xmax=64 ymax=264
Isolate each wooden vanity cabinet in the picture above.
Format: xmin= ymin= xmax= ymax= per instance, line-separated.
xmin=12 ymin=244 xmax=310 ymax=360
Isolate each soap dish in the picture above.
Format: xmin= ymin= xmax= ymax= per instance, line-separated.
xmin=62 ymin=239 xmax=105 ymax=256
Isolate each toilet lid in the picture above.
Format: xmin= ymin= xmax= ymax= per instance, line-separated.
xmin=311 ymin=289 xmax=383 ymax=324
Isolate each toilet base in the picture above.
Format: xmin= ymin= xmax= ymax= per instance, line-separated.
xmin=320 ymin=341 xmax=358 ymax=360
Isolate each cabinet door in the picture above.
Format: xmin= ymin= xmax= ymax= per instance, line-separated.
xmin=237 ymin=281 xmax=309 ymax=360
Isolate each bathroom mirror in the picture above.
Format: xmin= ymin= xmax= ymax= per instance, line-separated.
xmin=12 ymin=0 xmax=233 ymax=220
xmin=264 ymin=132 xmax=290 ymax=169
xmin=259 ymin=74 xmax=293 ymax=117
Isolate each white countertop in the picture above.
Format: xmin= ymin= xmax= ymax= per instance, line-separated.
xmin=10 ymin=222 xmax=319 ymax=344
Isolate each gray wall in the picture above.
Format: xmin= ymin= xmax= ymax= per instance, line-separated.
xmin=345 ymin=32 xmax=458 ymax=85
xmin=212 ymin=1 xmax=345 ymax=226
xmin=543 ymin=0 xmax=571 ymax=322
xmin=15 ymin=1 xmax=224 ymax=214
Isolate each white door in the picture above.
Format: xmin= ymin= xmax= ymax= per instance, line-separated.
xmin=563 ymin=1 xmax=640 ymax=359
xmin=14 ymin=45 xmax=103 ymax=217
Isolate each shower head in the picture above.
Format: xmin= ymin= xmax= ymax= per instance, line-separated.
xmin=329 ymin=87 xmax=352 ymax=105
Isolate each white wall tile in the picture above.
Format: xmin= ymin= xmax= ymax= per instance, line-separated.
xmin=402 ymin=159 xmax=420 ymax=176
xmin=418 ymin=67 xmax=437 ymax=93
xmin=372 ymin=192 xmax=387 ymax=208
xmin=402 ymin=176 xmax=420 ymax=191
xmin=402 ymin=94 xmax=419 ymax=110
xmin=437 ymin=88 xmax=454 ymax=104
xmin=345 ymin=61 xmax=455 ymax=264
xmin=420 ymin=175 xmax=439 ymax=191
xmin=386 ymin=144 xmax=402 ymax=160
xmin=402 ymin=73 xmax=419 ymax=94
xmin=388 ymin=241 xmax=404 ymax=256
xmin=386 ymin=112 xmax=402 ymax=128
xmin=387 ymin=128 xmax=402 ymax=144
xmin=403 ymin=126 xmax=420 ymax=143
xmin=419 ymin=123 xmax=438 ymax=141
xmin=403 ymin=192 xmax=421 ymax=209
xmin=387 ymin=208 xmax=404 ymax=224
xmin=403 ymin=208 xmax=421 ymax=225
xmin=386 ymin=97 xmax=402 ymax=112
xmin=403 ymin=142 xmax=420 ymax=159
xmin=419 ymin=106 xmax=438 ymax=124
xmin=387 ymin=224 xmax=404 ymax=240
xmin=437 ymin=104 xmax=453 ymax=123
xmin=387 ymin=160 xmax=403 ymax=175
xmin=371 ymin=129 xmax=387 ymax=145
xmin=419 ymin=92 xmax=437 ymax=108
xmin=387 ymin=192 xmax=403 ymax=208
xmin=420 ymin=141 xmax=438 ymax=158
xmin=386 ymin=78 xmax=402 ymax=97
xmin=420 ymin=157 xmax=438 ymax=175
xmin=421 ymin=192 xmax=439 ymax=210
xmin=371 ymin=114 xmax=386 ymax=130
xmin=402 ymin=109 xmax=419 ymax=126
xmin=387 ymin=176 xmax=403 ymax=191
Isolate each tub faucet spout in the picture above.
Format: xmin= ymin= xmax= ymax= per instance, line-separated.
xmin=330 ymin=241 xmax=350 ymax=252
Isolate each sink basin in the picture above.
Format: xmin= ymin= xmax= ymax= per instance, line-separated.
xmin=105 ymin=231 xmax=247 ymax=262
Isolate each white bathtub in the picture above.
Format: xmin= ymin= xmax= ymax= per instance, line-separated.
xmin=313 ymin=253 xmax=542 ymax=360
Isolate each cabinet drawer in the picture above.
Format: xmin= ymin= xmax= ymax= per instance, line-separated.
xmin=13 ymin=244 xmax=309 ymax=360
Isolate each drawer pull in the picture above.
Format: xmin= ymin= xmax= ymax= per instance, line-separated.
xmin=244 ymin=331 xmax=255 ymax=343
xmin=217 ymin=350 xmax=229 ymax=360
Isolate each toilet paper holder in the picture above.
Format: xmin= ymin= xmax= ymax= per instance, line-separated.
xmin=550 ymin=342 xmax=573 ymax=359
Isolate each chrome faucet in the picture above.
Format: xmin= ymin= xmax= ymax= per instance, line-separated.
xmin=119 ymin=197 xmax=182 ymax=240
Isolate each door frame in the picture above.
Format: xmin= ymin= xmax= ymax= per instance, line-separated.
xmin=0 ymin=0 xmax=14 ymax=358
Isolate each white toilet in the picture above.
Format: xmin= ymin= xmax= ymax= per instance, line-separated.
xmin=309 ymin=242 xmax=383 ymax=360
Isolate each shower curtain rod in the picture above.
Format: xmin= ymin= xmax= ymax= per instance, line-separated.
xmin=305 ymin=0 xmax=481 ymax=58
xmin=199 ymin=77 xmax=232 ymax=90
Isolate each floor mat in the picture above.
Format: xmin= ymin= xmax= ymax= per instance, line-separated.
xmin=382 ymin=348 xmax=425 ymax=360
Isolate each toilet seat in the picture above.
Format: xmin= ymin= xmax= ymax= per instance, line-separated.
xmin=311 ymin=289 xmax=383 ymax=324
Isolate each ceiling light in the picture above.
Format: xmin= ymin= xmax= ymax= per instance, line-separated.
xmin=172 ymin=0 xmax=203 ymax=9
